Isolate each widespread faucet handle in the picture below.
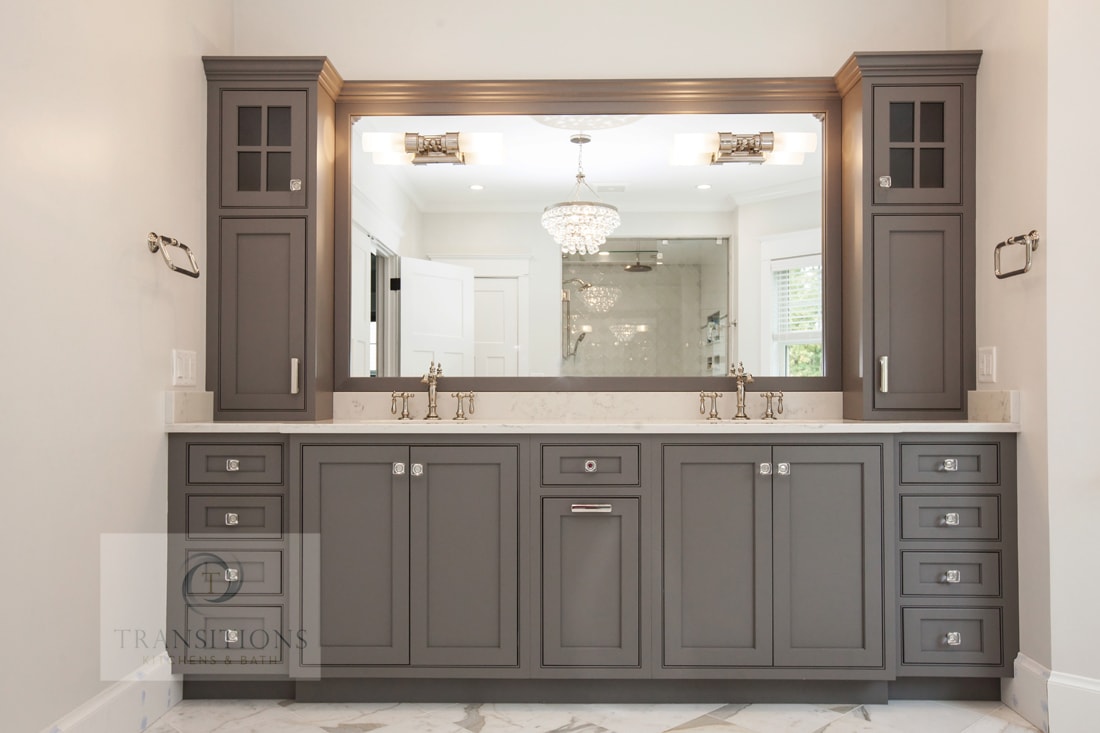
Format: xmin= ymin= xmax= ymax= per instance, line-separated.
xmin=451 ymin=391 xmax=475 ymax=421
xmin=699 ymin=391 xmax=723 ymax=421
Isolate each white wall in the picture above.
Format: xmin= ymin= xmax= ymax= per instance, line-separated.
xmin=0 ymin=2 xmax=233 ymax=731
xmin=233 ymin=0 xmax=947 ymax=79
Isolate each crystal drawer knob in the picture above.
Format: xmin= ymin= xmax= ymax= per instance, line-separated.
xmin=879 ymin=175 xmax=892 ymax=188
xmin=411 ymin=463 xmax=424 ymax=477
xmin=777 ymin=462 xmax=791 ymax=476
xmin=942 ymin=569 xmax=962 ymax=584
xmin=942 ymin=512 xmax=961 ymax=527
xmin=224 ymin=629 xmax=240 ymax=644
xmin=224 ymin=512 xmax=239 ymax=527
xmin=392 ymin=462 xmax=405 ymax=475
xmin=224 ymin=568 xmax=240 ymax=583
xmin=584 ymin=460 xmax=598 ymax=473
xmin=289 ymin=178 xmax=302 ymax=192
xmin=759 ymin=462 xmax=772 ymax=476
xmin=940 ymin=458 xmax=959 ymax=472
xmin=945 ymin=631 xmax=963 ymax=647
xmin=226 ymin=459 xmax=240 ymax=472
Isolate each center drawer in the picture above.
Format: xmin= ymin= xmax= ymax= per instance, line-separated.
xmin=541 ymin=444 xmax=640 ymax=486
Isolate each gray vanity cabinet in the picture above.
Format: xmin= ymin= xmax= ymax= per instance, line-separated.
xmin=295 ymin=442 xmax=520 ymax=673
xmin=837 ymin=52 xmax=979 ymax=420
xmin=662 ymin=445 xmax=773 ymax=667
xmin=204 ymin=58 xmax=341 ymax=421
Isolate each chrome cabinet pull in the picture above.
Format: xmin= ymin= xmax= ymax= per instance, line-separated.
xmin=777 ymin=462 xmax=791 ymax=476
xmin=584 ymin=459 xmax=599 ymax=473
xmin=942 ymin=512 xmax=961 ymax=527
xmin=224 ymin=629 xmax=240 ymax=644
xmin=411 ymin=463 xmax=424 ymax=477
xmin=290 ymin=357 xmax=300 ymax=395
xmin=759 ymin=462 xmax=772 ymax=476
xmin=940 ymin=458 xmax=959 ymax=472
xmin=224 ymin=568 xmax=240 ymax=583
xmin=879 ymin=175 xmax=893 ymax=188
xmin=945 ymin=631 xmax=963 ymax=647
xmin=224 ymin=512 xmax=240 ymax=526
xmin=289 ymin=178 xmax=302 ymax=192
xmin=225 ymin=459 xmax=240 ymax=472
xmin=392 ymin=462 xmax=406 ymax=475
xmin=571 ymin=504 xmax=613 ymax=513
xmin=879 ymin=355 xmax=889 ymax=393
xmin=941 ymin=569 xmax=962 ymax=584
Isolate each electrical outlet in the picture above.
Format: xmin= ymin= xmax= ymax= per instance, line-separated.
xmin=172 ymin=349 xmax=197 ymax=387
xmin=977 ymin=346 xmax=997 ymax=384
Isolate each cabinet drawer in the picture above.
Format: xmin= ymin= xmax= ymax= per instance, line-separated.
xmin=902 ymin=608 xmax=1002 ymax=666
xmin=541 ymin=445 xmax=640 ymax=486
xmin=901 ymin=551 xmax=1000 ymax=597
xmin=900 ymin=495 xmax=1000 ymax=540
xmin=183 ymin=605 xmax=285 ymax=664
xmin=184 ymin=549 xmax=283 ymax=598
xmin=900 ymin=443 xmax=999 ymax=485
xmin=187 ymin=496 xmax=283 ymax=539
xmin=188 ymin=443 xmax=283 ymax=484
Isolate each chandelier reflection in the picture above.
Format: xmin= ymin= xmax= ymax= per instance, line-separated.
xmin=541 ymin=133 xmax=621 ymax=255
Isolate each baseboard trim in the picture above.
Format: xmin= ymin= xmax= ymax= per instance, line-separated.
xmin=1002 ymin=653 xmax=1050 ymax=733
xmin=42 ymin=653 xmax=182 ymax=733
xmin=1048 ymin=666 xmax=1100 ymax=733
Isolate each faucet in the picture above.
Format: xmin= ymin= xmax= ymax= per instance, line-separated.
xmin=420 ymin=361 xmax=443 ymax=420
xmin=730 ymin=361 xmax=753 ymax=420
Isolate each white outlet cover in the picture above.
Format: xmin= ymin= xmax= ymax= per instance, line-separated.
xmin=977 ymin=346 xmax=997 ymax=383
xmin=172 ymin=349 xmax=197 ymax=387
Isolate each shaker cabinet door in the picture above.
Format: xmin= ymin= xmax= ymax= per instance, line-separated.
xmin=217 ymin=218 xmax=307 ymax=414
xmin=220 ymin=90 xmax=308 ymax=208
xmin=773 ymin=445 xmax=884 ymax=668
xmin=872 ymin=215 xmax=964 ymax=412
xmin=663 ymin=445 xmax=772 ymax=667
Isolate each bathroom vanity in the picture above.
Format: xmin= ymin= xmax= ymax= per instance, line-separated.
xmin=166 ymin=423 xmax=1016 ymax=702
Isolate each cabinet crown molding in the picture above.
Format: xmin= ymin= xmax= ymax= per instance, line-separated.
xmin=203 ymin=56 xmax=344 ymax=100
xmin=834 ymin=50 xmax=983 ymax=96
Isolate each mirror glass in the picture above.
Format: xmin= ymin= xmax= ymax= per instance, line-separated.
xmin=349 ymin=112 xmax=823 ymax=378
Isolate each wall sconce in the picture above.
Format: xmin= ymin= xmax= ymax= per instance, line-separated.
xmin=362 ymin=131 xmax=503 ymax=165
xmin=671 ymin=131 xmax=817 ymax=166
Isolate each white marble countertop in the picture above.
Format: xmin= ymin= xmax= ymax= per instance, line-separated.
xmin=165 ymin=418 xmax=1018 ymax=435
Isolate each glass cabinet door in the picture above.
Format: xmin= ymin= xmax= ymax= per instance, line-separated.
xmin=873 ymin=86 xmax=962 ymax=205
xmin=220 ymin=90 xmax=308 ymax=208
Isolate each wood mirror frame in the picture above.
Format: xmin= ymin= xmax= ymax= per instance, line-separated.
xmin=334 ymin=77 xmax=842 ymax=392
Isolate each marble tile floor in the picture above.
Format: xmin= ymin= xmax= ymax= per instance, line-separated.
xmin=147 ymin=699 xmax=1041 ymax=733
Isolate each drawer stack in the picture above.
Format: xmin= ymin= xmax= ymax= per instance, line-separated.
xmin=895 ymin=437 xmax=1018 ymax=676
xmin=167 ymin=436 xmax=290 ymax=675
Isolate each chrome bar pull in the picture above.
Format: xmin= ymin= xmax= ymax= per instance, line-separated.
xmin=571 ymin=504 xmax=613 ymax=513
xmin=224 ymin=568 xmax=240 ymax=583
xmin=392 ymin=462 xmax=406 ymax=476
xmin=224 ymin=629 xmax=240 ymax=644
xmin=940 ymin=458 xmax=959 ymax=472
xmin=777 ymin=462 xmax=791 ymax=476
xmin=879 ymin=355 xmax=889 ymax=393
xmin=945 ymin=631 xmax=963 ymax=647
xmin=759 ymin=462 xmax=772 ymax=476
xmin=226 ymin=459 xmax=240 ymax=472
xmin=411 ymin=463 xmax=424 ymax=477
xmin=224 ymin=512 xmax=240 ymax=527
xmin=290 ymin=357 xmax=300 ymax=395
xmin=942 ymin=569 xmax=962 ymax=584
xmin=942 ymin=512 xmax=961 ymax=527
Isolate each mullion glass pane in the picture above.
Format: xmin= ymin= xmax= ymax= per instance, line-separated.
xmin=266 ymin=152 xmax=291 ymax=192
xmin=889 ymin=148 xmax=914 ymax=188
xmin=267 ymin=107 xmax=292 ymax=146
xmin=890 ymin=102 xmax=915 ymax=142
xmin=920 ymin=102 xmax=945 ymax=142
xmin=238 ymin=151 xmax=261 ymax=191
xmin=920 ymin=148 xmax=945 ymax=189
xmin=238 ymin=106 xmax=262 ymax=146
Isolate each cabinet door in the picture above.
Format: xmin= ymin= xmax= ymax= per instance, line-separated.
xmin=773 ymin=445 xmax=883 ymax=668
xmin=872 ymin=215 xmax=964 ymax=412
xmin=542 ymin=497 xmax=640 ymax=667
xmin=410 ymin=446 xmax=519 ymax=666
xmin=217 ymin=218 xmax=307 ymax=413
xmin=663 ymin=445 xmax=772 ymax=667
xmin=300 ymin=445 xmax=410 ymax=666
xmin=220 ymin=90 xmax=308 ymax=208
xmin=873 ymin=85 xmax=962 ymax=205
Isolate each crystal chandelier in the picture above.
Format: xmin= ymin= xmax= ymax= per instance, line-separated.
xmin=541 ymin=133 xmax=621 ymax=255
xmin=579 ymin=284 xmax=621 ymax=313
xmin=609 ymin=324 xmax=637 ymax=343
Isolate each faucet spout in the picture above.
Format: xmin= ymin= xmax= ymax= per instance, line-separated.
xmin=421 ymin=361 xmax=442 ymax=420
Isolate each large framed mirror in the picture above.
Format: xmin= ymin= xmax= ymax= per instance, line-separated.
xmin=334 ymin=78 xmax=841 ymax=391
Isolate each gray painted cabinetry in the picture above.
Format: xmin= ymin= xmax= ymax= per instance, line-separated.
xmin=203 ymin=59 xmax=341 ymax=421
xmin=837 ymin=53 xmax=980 ymax=420
xmin=167 ymin=431 xmax=1017 ymax=699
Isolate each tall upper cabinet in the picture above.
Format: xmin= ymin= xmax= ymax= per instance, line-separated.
xmin=836 ymin=52 xmax=981 ymax=420
xmin=203 ymin=58 xmax=341 ymax=421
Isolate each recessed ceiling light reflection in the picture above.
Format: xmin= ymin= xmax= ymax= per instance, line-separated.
xmin=696 ymin=184 xmax=712 ymax=190
xmin=470 ymin=184 xmax=484 ymax=191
